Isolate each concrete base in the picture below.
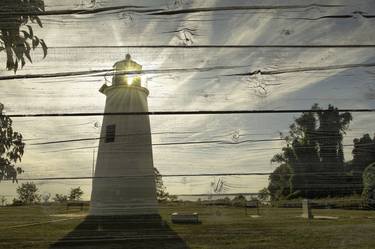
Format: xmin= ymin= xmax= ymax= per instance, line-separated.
xmin=313 ymin=216 xmax=339 ymax=220
xmin=302 ymin=199 xmax=313 ymax=219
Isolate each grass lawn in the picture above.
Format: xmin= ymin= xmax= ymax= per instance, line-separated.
xmin=0 ymin=203 xmax=375 ymax=249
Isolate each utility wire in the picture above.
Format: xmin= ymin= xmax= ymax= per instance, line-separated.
xmin=9 ymin=171 xmax=367 ymax=182
xmin=21 ymin=129 xmax=373 ymax=144
xmin=28 ymin=131 xmax=199 ymax=145
xmin=224 ymin=62 xmax=375 ymax=76
xmin=0 ymin=4 xmax=343 ymax=17
xmin=26 ymin=128 xmax=375 ymax=147
xmin=148 ymin=4 xmax=343 ymax=16
xmin=44 ymin=45 xmax=375 ymax=49
xmin=5 ymin=108 xmax=375 ymax=118
xmin=35 ymin=141 xmax=375 ymax=154
xmin=30 ymin=138 xmax=283 ymax=146
xmin=0 ymin=65 xmax=246 ymax=81
xmin=1 ymin=62 xmax=375 ymax=81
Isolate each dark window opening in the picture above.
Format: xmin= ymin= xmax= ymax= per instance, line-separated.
xmin=106 ymin=124 xmax=116 ymax=143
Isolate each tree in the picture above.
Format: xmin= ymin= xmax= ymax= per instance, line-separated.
xmin=16 ymin=182 xmax=40 ymax=205
xmin=0 ymin=103 xmax=25 ymax=182
xmin=53 ymin=193 xmax=68 ymax=203
xmin=268 ymin=163 xmax=292 ymax=201
xmin=231 ymin=194 xmax=247 ymax=207
xmin=258 ymin=187 xmax=270 ymax=202
xmin=352 ymin=134 xmax=375 ymax=173
xmin=315 ymin=104 xmax=352 ymax=168
xmin=362 ymin=162 xmax=375 ymax=209
xmin=0 ymin=196 xmax=6 ymax=206
xmin=69 ymin=187 xmax=83 ymax=201
xmin=0 ymin=0 xmax=47 ymax=72
xmin=154 ymin=168 xmax=177 ymax=202
xmin=346 ymin=133 xmax=375 ymax=194
xmin=269 ymin=104 xmax=352 ymax=199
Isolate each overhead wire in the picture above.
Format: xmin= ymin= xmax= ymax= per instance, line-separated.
xmin=1 ymin=62 xmax=375 ymax=81
xmin=7 ymin=171 xmax=368 ymax=182
xmin=0 ymin=4 xmax=345 ymax=17
xmin=5 ymin=108 xmax=375 ymax=118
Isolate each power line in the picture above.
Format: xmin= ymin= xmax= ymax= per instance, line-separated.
xmin=0 ymin=4 xmax=343 ymax=17
xmin=37 ymin=139 xmax=283 ymax=153
xmin=30 ymin=138 xmax=283 ymax=146
xmin=6 ymin=109 xmax=375 ymax=118
xmin=28 ymin=131 xmax=200 ymax=145
xmin=19 ymin=128 xmax=372 ymax=142
xmin=15 ymin=159 xmax=368 ymax=177
xmin=1 ymin=62 xmax=375 ymax=81
xmin=8 ymin=171 xmax=367 ymax=182
xmin=225 ymin=62 xmax=375 ymax=76
xmin=26 ymin=130 xmax=375 ymax=147
xmin=149 ymin=4 xmax=343 ymax=16
xmin=0 ymin=5 xmax=154 ymax=16
xmin=20 ymin=128 xmax=373 ymax=145
xmin=45 ymin=45 xmax=375 ymax=49
xmin=29 ymin=141 xmax=374 ymax=155
xmin=23 ymin=133 xmax=375 ymax=153
xmin=0 ymin=65 xmax=246 ymax=81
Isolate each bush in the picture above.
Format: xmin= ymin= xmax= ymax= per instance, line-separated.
xmin=232 ymin=194 xmax=247 ymax=207
xmin=11 ymin=198 xmax=24 ymax=206
xmin=53 ymin=194 xmax=68 ymax=203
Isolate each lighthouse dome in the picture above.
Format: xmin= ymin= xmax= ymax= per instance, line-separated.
xmin=112 ymin=54 xmax=142 ymax=87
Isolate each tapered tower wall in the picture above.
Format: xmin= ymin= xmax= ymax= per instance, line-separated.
xmin=90 ymin=85 xmax=158 ymax=216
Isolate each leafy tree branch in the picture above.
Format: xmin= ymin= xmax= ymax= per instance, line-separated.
xmin=0 ymin=0 xmax=47 ymax=72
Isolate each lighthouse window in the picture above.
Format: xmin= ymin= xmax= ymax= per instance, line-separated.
xmin=105 ymin=124 xmax=116 ymax=143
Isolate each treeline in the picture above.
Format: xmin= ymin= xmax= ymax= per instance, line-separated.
xmin=11 ymin=182 xmax=84 ymax=206
xmin=268 ymin=104 xmax=375 ymax=207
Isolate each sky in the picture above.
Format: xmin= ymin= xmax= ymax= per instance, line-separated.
xmin=0 ymin=0 xmax=375 ymax=201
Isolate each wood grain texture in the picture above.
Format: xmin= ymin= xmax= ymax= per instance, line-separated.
xmin=0 ymin=0 xmax=375 ymax=199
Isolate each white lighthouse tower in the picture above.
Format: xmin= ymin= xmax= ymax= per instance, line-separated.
xmin=90 ymin=54 xmax=158 ymax=216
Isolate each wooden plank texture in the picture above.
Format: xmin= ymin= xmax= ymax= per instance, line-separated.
xmin=0 ymin=0 xmax=374 ymax=201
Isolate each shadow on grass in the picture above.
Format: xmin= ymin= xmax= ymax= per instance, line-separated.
xmin=50 ymin=215 xmax=190 ymax=249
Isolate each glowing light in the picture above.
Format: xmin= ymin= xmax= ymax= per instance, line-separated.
xmin=112 ymin=54 xmax=142 ymax=87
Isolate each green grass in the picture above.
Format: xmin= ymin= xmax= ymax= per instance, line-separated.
xmin=0 ymin=203 xmax=375 ymax=249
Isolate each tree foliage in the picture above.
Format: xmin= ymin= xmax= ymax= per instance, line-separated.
xmin=267 ymin=164 xmax=292 ymax=201
xmin=0 ymin=103 xmax=25 ymax=182
xmin=154 ymin=167 xmax=177 ymax=202
xmin=362 ymin=162 xmax=375 ymax=209
xmin=268 ymin=104 xmax=353 ymax=200
xmin=0 ymin=0 xmax=47 ymax=72
xmin=352 ymin=134 xmax=375 ymax=173
xmin=53 ymin=193 xmax=68 ymax=203
xmin=16 ymin=182 xmax=40 ymax=204
xmin=68 ymin=187 xmax=84 ymax=201
xmin=258 ymin=187 xmax=270 ymax=202
xmin=0 ymin=196 xmax=6 ymax=206
xmin=231 ymin=194 xmax=247 ymax=207
xmin=342 ymin=134 xmax=375 ymax=194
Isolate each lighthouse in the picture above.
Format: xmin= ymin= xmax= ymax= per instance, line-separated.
xmin=51 ymin=55 xmax=189 ymax=249
xmin=89 ymin=54 xmax=158 ymax=216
